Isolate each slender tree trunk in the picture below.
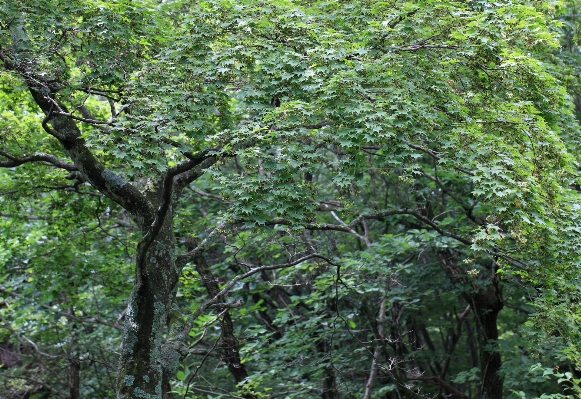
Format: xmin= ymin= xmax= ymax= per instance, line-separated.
xmin=364 ymin=293 xmax=386 ymax=399
xmin=193 ymin=254 xmax=248 ymax=383
xmin=321 ymin=365 xmax=339 ymax=399
xmin=315 ymin=338 xmax=339 ymax=399
xmin=470 ymin=285 xmax=503 ymax=399
xmin=465 ymin=320 xmax=479 ymax=369
xmin=69 ymin=309 xmax=80 ymax=399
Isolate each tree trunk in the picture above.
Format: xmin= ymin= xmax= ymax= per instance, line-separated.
xmin=470 ymin=284 xmax=503 ymax=399
xmin=116 ymin=217 xmax=180 ymax=399
xmin=69 ymin=310 xmax=80 ymax=399
xmin=316 ymin=339 xmax=339 ymax=399
xmin=193 ymin=254 xmax=248 ymax=384
xmin=364 ymin=293 xmax=386 ymax=399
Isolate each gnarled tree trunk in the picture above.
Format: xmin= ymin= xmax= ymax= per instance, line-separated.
xmin=117 ymin=216 xmax=180 ymax=398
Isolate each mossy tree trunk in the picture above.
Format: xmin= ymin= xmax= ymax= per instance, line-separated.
xmin=117 ymin=216 xmax=180 ymax=398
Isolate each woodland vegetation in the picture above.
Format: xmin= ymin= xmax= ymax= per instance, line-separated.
xmin=2 ymin=1 xmax=581 ymax=398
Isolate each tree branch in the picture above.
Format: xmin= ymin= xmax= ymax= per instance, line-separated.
xmin=439 ymin=305 xmax=471 ymax=381
xmin=52 ymin=110 xmax=111 ymax=125
xmin=0 ymin=150 xmax=78 ymax=171
xmin=268 ymin=208 xmax=473 ymax=246
xmin=0 ymin=372 xmax=67 ymax=399
xmin=175 ymin=221 xmax=229 ymax=268
xmin=139 ymin=147 xmax=217 ymax=256
xmin=174 ymin=137 xmax=258 ymax=192
xmin=330 ymin=210 xmax=371 ymax=248
xmin=364 ymin=292 xmax=387 ymax=399
xmin=3 ymin=25 xmax=153 ymax=222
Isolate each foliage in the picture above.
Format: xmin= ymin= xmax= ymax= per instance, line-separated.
xmin=1 ymin=0 xmax=581 ymax=398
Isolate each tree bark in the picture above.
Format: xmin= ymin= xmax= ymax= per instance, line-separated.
xmin=5 ymin=21 xmax=191 ymax=395
xmin=470 ymin=284 xmax=503 ymax=399
xmin=69 ymin=310 xmax=80 ymax=399
xmin=316 ymin=339 xmax=339 ymax=399
xmin=193 ymin=254 xmax=248 ymax=384
xmin=363 ymin=293 xmax=386 ymax=399
xmin=116 ymin=215 xmax=180 ymax=398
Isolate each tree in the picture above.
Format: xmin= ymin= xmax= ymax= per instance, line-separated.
xmin=1 ymin=0 xmax=581 ymax=398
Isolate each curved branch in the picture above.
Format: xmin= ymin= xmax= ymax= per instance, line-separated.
xmin=4 ymin=25 xmax=153 ymax=221
xmin=174 ymin=156 xmax=219 ymax=191
xmin=175 ymin=221 xmax=228 ymax=268
xmin=0 ymin=150 xmax=78 ymax=171
xmin=52 ymin=111 xmax=111 ymax=125
xmin=403 ymin=209 xmax=473 ymax=246
xmin=174 ymin=137 xmax=258 ymax=192
xmin=37 ymin=100 xmax=154 ymax=220
xmin=139 ymin=148 xmax=218 ymax=258
xmin=407 ymin=376 xmax=468 ymax=398
xmin=0 ymin=372 xmax=67 ymax=399
xmin=268 ymin=208 xmax=473 ymax=246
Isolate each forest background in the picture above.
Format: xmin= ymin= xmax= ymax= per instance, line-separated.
xmin=2 ymin=1 xmax=581 ymax=398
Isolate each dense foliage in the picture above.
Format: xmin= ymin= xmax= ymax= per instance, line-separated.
xmin=2 ymin=1 xmax=581 ymax=398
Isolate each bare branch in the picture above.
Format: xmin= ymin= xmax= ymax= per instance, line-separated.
xmin=0 ymin=312 xmax=58 ymax=359
xmin=0 ymin=150 xmax=77 ymax=171
xmin=52 ymin=110 xmax=111 ymax=125
xmin=330 ymin=210 xmax=371 ymax=248
xmin=405 ymin=141 xmax=441 ymax=161
xmin=439 ymin=305 xmax=471 ymax=380
xmin=400 ymin=43 xmax=458 ymax=51
xmin=0 ymin=372 xmax=67 ymax=398
xmin=187 ymin=186 xmax=229 ymax=202
xmin=268 ymin=208 xmax=473 ymax=246
xmin=207 ymin=300 xmax=244 ymax=309
xmin=174 ymin=137 xmax=258 ymax=192
xmin=407 ymin=376 xmax=469 ymax=398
